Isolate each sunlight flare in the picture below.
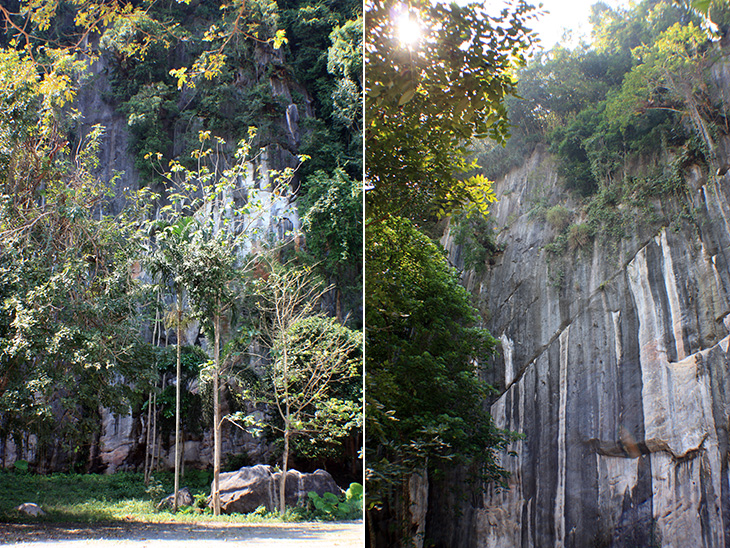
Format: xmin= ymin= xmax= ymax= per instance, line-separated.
xmin=396 ymin=7 xmax=422 ymax=48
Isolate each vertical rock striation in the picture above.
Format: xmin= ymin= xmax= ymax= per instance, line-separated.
xmin=432 ymin=145 xmax=730 ymax=547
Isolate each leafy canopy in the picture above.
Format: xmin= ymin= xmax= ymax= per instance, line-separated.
xmin=365 ymin=0 xmax=537 ymax=222
xmin=366 ymin=217 xmax=514 ymax=507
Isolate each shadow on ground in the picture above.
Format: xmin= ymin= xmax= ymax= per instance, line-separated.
xmin=0 ymin=520 xmax=364 ymax=544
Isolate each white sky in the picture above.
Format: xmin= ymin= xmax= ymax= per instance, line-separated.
xmin=528 ymin=0 xmax=630 ymax=49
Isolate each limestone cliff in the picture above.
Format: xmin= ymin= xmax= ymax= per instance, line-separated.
xmin=429 ymin=81 xmax=730 ymax=548
xmin=1 ymin=43 xmax=304 ymax=474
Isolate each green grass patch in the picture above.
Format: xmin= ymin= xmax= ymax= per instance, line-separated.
xmin=0 ymin=470 xmax=362 ymax=524
xmin=0 ymin=470 xmax=207 ymax=523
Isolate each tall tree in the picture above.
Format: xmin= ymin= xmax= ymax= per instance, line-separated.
xmin=365 ymin=0 xmax=537 ymax=222
xmin=365 ymin=1 xmax=536 ymax=545
xmin=152 ymin=129 xmax=305 ymax=515
xmin=0 ymin=117 xmax=144 ymax=468
xmin=254 ymin=259 xmax=361 ymax=515
xmin=366 ymin=217 xmax=515 ymax=546
xmin=147 ymin=216 xmax=197 ymax=511
xmin=181 ymin=235 xmax=236 ymax=516
xmin=298 ymin=168 xmax=363 ymax=324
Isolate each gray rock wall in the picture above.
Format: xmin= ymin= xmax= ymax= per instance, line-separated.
xmin=433 ymin=147 xmax=730 ymax=547
xmin=75 ymin=53 xmax=140 ymax=216
xmin=98 ymin=403 xmax=271 ymax=474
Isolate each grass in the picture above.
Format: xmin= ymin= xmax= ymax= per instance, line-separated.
xmin=0 ymin=469 xmax=312 ymax=524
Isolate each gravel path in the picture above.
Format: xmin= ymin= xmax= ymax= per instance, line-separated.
xmin=0 ymin=521 xmax=364 ymax=547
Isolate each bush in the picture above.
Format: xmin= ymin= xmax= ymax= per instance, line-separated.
xmin=546 ymin=205 xmax=571 ymax=232
xmin=306 ymin=482 xmax=363 ymax=521
xmin=13 ymin=460 xmax=29 ymax=474
xmin=568 ymin=223 xmax=593 ymax=251
xmin=145 ymin=476 xmax=167 ymax=503
xmin=449 ymin=212 xmax=503 ymax=273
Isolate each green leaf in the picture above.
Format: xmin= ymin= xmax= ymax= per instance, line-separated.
xmin=398 ymin=87 xmax=416 ymax=106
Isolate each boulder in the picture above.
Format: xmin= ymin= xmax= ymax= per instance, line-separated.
xmin=16 ymin=503 xmax=45 ymax=517
xmin=286 ymin=468 xmax=342 ymax=499
xmin=157 ymin=487 xmax=194 ymax=510
xmin=213 ymin=464 xmax=342 ymax=515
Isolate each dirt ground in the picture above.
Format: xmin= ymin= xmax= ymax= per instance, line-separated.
xmin=0 ymin=520 xmax=365 ymax=547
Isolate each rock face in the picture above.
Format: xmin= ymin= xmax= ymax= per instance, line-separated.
xmin=16 ymin=503 xmax=45 ymax=517
xmin=94 ymin=401 xmax=270 ymax=474
xmin=99 ymin=407 xmax=135 ymax=473
xmin=429 ymin=142 xmax=730 ymax=547
xmin=157 ymin=487 xmax=194 ymax=510
xmin=215 ymin=464 xmax=343 ymax=514
xmin=75 ymin=53 xmax=141 ymax=216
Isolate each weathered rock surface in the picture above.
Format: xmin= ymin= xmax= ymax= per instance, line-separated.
xmin=94 ymin=401 xmax=271 ymax=474
xmin=100 ymin=407 xmax=135 ymax=473
xmin=75 ymin=53 xmax=140 ymax=216
xmin=157 ymin=487 xmax=194 ymax=510
xmin=428 ymin=139 xmax=730 ymax=547
xmin=214 ymin=465 xmax=342 ymax=514
xmin=16 ymin=503 xmax=45 ymax=517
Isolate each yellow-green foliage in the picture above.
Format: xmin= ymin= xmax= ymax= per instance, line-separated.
xmin=546 ymin=205 xmax=571 ymax=232
xmin=568 ymin=223 xmax=593 ymax=251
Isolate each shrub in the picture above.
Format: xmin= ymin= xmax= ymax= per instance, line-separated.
xmin=568 ymin=223 xmax=593 ymax=251
xmin=546 ymin=205 xmax=571 ymax=232
xmin=145 ymin=476 xmax=166 ymax=503
xmin=13 ymin=460 xmax=29 ymax=474
xmin=307 ymin=482 xmax=363 ymax=521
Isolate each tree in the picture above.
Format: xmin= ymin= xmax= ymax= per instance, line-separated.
xmin=479 ymin=1 xmax=701 ymax=196
xmin=606 ymin=21 xmax=718 ymax=163
xmin=147 ymin=216 xmax=197 ymax=511
xmin=149 ymin=129 xmax=306 ymax=515
xmin=365 ymin=0 xmax=537 ymax=222
xmin=365 ymin=1 xmax=536 ymax=545
xmin=328 ymin=16 xmax=363 ymax=134
xmin=0 ymin=1 xmax=287 ymax=87
xmin=0 ymin=120 xmax=145 ymax=469
xmin=298 ymin=168 xmax=363 ymax=324
xmin=365 ymin=217 xmax=515 ymax=546
xmin=181 ymin=235 xmax=236 ymax=516
xmin=255 ymin=260 xmax=361 ymax=515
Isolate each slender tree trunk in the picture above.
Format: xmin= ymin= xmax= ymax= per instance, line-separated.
xmin=181 ymin=429 xmax=185 ymax=478
xmin=173 ymin=287 xmax=182 ymax=511
xmin=279 ymin=419 xmax=290 ymax=515
xmin=144 ymin=392 xmax=152 ymax=485
xmin=212 ymin=307 xmax=222 ymax=516
xmin=279 ymin=343 xmax=290 ymax=516
xmin=155 ymin=436 xmax=162 ymax=472
xmin=151 ymin=390 xmax=158 ymax=473
xmin=146 ymin=301 xmax=161 ymax=486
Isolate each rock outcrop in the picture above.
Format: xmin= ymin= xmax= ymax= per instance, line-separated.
xmin=157 ymin=487 xmax=194 ymax=510
xmin=428 ymin=140 xmax=730 ymax=547
xmin=214 ymin=464 xmax=343 ymax=514
xmin=15 ymin=503 xmax=46 ymax=517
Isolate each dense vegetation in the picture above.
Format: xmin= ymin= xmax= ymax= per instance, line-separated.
xmin=364 ymin=0 xmax=535 ymax=545
xmin=0 ymin=468 xmax=363 ymax=522
xmin=0 ymin=0 xmax=362 ymax=515
xmin=474 ymin=0 xmax=730 ymax=260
